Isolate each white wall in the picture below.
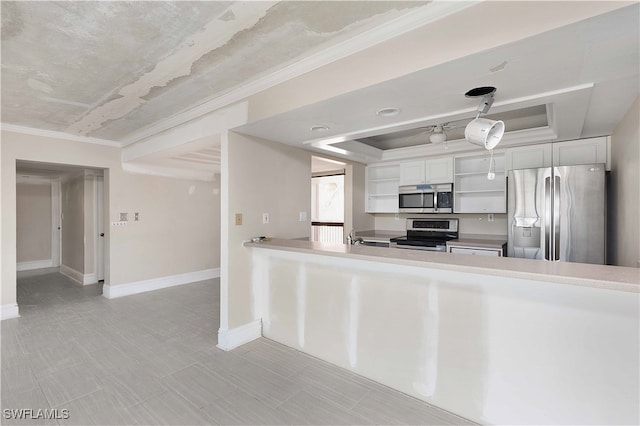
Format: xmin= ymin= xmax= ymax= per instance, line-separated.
xmin=609 ymin=96 xmax=639 ymax=267
xmin=16 ymin=182 xmax=52 ymax=264
xmin=220 ymin=131 xmax=311 ymax=338
xmin=1 ymin=130 xmax=219 ymax=310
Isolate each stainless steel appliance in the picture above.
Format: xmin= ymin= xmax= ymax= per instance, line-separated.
xmin=398 ymin=183 xmax=453 ymax=213
xmin=391 ymin=218 xmax=459 ymax=252
xmin=508 ymin=164 xmax=606 ymax=264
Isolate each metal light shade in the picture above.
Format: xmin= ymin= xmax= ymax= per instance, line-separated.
xmin=465 ymin=118 xmax=505 ymax=149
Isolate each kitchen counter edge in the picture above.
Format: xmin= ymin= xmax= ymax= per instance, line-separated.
xmin=244 ymin=238 xmax=639 ymax=293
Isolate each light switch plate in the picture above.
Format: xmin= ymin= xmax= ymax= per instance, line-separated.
xmin=299 ymin=211 xmax=307 ymax=222
xmin=235 ymin=213 xmax=243 ymax=226
xmin=262 ymin=212 xmax=270 ymax=224
xmin=119 ymin=212 xmax=128 ymax=221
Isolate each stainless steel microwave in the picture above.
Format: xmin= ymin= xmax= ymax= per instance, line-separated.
xmin=398 ymin=183 xmax=453 ymax=213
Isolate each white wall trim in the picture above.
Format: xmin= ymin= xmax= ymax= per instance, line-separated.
xmin=1 ymin=304 xmax=20 ymax=321
xmin=102 ymin=268 xmax=220 ymax=299
xmin=217 ymin=319 xmax=262 ymax=351
xmin=60 ymin=264 xmax=96 ymax=285
xmin=0 ymin=123 xmax=122 ymax=147
xmin=17 ymin=259 xmax=54 ymax=271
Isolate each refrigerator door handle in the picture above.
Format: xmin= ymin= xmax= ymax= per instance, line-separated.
xmin=554 ymin=175 xmax=561 ymax=261
xmin=544 ymin=176 xmax=551 ymax=260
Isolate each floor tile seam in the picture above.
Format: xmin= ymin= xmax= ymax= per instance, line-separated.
xmin=157 ymin=380 xmax=219 ymax=411
xmin=239 ymin=352 xmax=309 ymax=380
xmin=275 ymin=389 xmax=373 ymax=426
xmin=150 ymin=388 xmax=220 ymax=424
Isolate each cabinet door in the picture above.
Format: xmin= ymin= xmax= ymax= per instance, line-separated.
xmin=507 ymin=144 xmax=552 ymax=170
xmin=552 ymin=137 xmax=607 ymax=167
xmin=426 ymin=157 xmax=454 ymax=183
xmin=399 ymin=160 xmax=426 ymax=185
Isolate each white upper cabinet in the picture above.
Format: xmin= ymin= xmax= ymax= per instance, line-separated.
xmin=365 ymin=163 xmax=400 ymax=213
xmin=399 ymin=160 xmax=426 ymax=185
xmin=399 ymin=157 xmax=453 ymax=185
xmin=506 ymin=144 xmax=552 ymax=170
xmin=425 ymin=157 xmax=454 ymax=184
xmin=454 ymin=152 xmax=507 ymax=213
xmin=506 ymin=137 xmax=609 ymax=171
xmin=552 ymin=137 xmax=608 ymax=167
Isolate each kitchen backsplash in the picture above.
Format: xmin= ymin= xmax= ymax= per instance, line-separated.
xmin=374 ymin=213 xmax=508 ymax=235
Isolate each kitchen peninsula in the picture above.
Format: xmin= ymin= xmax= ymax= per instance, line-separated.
xmin=245 ymin=238 xmax=639 ymax=425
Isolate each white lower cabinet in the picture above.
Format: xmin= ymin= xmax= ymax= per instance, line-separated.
xmin=448 ymin=246 xmax=503 ymax=256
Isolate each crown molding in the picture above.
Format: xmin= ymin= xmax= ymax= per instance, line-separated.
xmin=120 ymin=1 xmax=479 ymax=146
xmin=0 ymin=123 xmax=122 ymax=147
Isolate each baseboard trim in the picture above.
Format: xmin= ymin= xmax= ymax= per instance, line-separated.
xmin=217 ymin=319 xmax=262 ymax=351
xmin=1 ymin=304 xmax=20 ymax=320
xmin=103 ymin=268 xmax=220 ymax=299
xmin=60 ymin=264 xmax=97 ymax=285
xmin=17 ymin=259 xmax=54 ymax=271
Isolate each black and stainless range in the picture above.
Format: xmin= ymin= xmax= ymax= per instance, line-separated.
xmin=391 ymin=218 xmax=459 ymax=252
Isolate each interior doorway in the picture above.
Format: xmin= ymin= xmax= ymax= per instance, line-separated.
xmin=16 ymin=161 xmax=107 ymax=287
xmin=311 ymin=156 xmax=346 ymax=244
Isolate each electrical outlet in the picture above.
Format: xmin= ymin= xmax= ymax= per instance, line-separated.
xmin=235 ymin=213 xmax=243 ymax=226
xmin=262 ymin=212 xmax=270 ymax=224
xmin=488 ymin=213 xmax=494 ymax=222
xmin=394 ymin=213 xmax=400 ymax=221
xmin=119 ymin=212 xmax=128 ymax=221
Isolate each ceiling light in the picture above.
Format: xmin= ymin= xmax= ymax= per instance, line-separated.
xmin=464 ymin=86 xmax=504 ymax=150
xmin=310 ymin=125 xmax=329 ymax=132
xmin=465 ymin=118 xmax=505 ymax=149
xmin=376 ymin=107 xmax=400 ymax=117
xmin=429 ymin=126 xmax=447 ymax=144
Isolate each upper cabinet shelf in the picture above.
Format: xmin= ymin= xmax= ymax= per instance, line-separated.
xmin=454 ymin=152 xmax=506 ymax=213
xmin=366 ymin=163 xmax=400 ymax=213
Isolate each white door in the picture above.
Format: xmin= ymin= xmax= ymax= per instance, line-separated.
xmin=96 ymin=176 xmax=105 ymax=281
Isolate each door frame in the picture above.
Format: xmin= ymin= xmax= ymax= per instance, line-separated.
xmin=94 ymin=175 xmax=105 ymax=281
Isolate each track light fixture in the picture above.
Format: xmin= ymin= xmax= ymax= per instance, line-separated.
xmin=464 ymin=86 xmax=505 ymax=150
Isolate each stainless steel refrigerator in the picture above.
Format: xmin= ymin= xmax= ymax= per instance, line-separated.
xmin=508 ymin=164 xmax=606 ymax=264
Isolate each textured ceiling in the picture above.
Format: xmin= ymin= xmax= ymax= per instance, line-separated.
xmin=1 ymin=1 xmax=427 ymax=141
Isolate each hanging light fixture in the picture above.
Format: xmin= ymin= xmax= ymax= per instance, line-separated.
xmin=464 ymin=86 xmax=505 ymax=150
xmin=429 ymin=125 xmax=447 ymax=144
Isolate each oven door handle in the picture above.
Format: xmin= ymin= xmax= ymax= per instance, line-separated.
xmin=433 ymin=191 xmax=438 ymax=212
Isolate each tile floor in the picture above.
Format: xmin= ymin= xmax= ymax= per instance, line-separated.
xmin=1 ymin=269 xmax=473 ymax=425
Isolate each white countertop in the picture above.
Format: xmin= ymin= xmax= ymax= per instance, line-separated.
xmin=245 ymin=238 xmax=639 ymax=293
